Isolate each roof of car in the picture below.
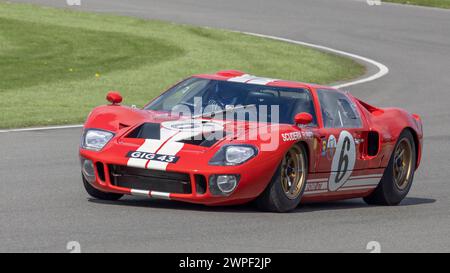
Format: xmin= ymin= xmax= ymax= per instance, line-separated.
xmin=193 ymin=70 xmax=335 ymax=91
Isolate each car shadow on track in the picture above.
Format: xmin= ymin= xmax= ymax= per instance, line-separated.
xmin=87 ymin=196 xmax=436 ymax=213
xmin=298 ymin=197 xmax=436 ymax=213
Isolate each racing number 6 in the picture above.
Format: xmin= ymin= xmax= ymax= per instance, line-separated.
xmin=335 ymin=137 xmax=351 ymax=183
xmin=328 ymin=131 xmax=356 ymax=191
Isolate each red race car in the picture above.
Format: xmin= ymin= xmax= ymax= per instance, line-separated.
xmin=79 ymin=70 xmax=423 ymax=212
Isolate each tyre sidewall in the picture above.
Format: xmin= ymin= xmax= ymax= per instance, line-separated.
xmin=82 ymin=175 xmax=123 ymax=200
xmin=266 ymin=144 xmax=308 ymax=212
xmin=381 ymin=130 xmax=416 ymax=205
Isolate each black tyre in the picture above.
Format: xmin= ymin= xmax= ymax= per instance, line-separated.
xmin=256 ymin=144 xmax=308 ymax=212
xmin=82 ymin=175 xmax=123 ymax=201
xmin=364 ymin=130 xmax=416 ymax=206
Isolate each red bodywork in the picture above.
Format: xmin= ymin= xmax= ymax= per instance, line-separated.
xmin=79 ymin=71 xmax=423 ymax=206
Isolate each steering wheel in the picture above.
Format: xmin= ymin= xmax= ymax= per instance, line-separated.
xmin=172 ymin=102 xmax=196 ymax=115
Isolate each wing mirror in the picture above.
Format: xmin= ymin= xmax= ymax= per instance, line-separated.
xmin=294 ymin=112 xmax=313 ymax=125
xmin=106 ymin=91 xmax=122 ymax=105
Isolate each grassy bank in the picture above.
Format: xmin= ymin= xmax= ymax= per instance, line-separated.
xmin=0 ymin=2 xmax=365 ymax=128
xmin=385 ymin=0 xmax=450 ymax=8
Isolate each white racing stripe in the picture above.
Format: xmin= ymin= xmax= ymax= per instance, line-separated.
xmin=350 ymin=174 xmax=383 ymax=179
xmin=228 ymin=74 xmax=277 ymax=85
xmin=150 ymin=191 xmax=171 ymax=200
xmin=130 ymin=189 xmax=171 ymax=200
xmin=227 ymin=74 xmax=254 ymax=83
xmin=343 ymin=177 xmax=381 ymax=188
xmin=127 ymin=139 xmax=162 ymax=168
xmin=338 ymin=186 xmax=377 ymax=191
xmin=130 ymin=189 xmax=150 ymax=197
xmin=147 ymin=141 xmax=184 ymax=171
xmin=305 ymin=174 xmax=382 ymax=194
xmin=304 ymin=190 xmax=328 ymax=195
xmin=246 ymin=77 xmax=276 ymax=85
xmin=307 ymin=178 xmax=328 ymax=183
xmin=127 ymin=127 xmax=179 ymax=169
xmin=305 ymin=185 xmax=377 ymax=195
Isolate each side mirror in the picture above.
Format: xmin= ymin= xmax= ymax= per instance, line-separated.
xmin=106 ymin=91 xmax=122 ymax=105
xmin=294 ymin=112 xmax=313 ymax=125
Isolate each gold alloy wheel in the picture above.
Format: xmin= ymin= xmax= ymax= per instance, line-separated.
xmin=280 ymin=146 xmax=306 ymax=200
xmin=393 ymin=138 xmax=414 ymax=190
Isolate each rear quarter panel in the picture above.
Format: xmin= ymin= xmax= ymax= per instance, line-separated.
xmin=359 ymin=105 xmax=423 ymax=169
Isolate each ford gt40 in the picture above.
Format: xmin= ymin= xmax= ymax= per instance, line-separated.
xmin=79 ymin=70 xmax=423 ymax=212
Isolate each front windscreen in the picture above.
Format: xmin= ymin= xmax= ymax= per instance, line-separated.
xmin=145 ymin=77 xmax=316 ymax=125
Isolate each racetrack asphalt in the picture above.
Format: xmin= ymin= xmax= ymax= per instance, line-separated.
xmin=1 ymin=0 xmax=449 ymax=252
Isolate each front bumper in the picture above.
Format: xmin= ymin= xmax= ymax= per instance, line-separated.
xmin=79 ymin=148 xmax=278 ymax=206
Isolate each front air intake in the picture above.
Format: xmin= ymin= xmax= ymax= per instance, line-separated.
xmin=109 ymin=165 xmax=192 ymax=194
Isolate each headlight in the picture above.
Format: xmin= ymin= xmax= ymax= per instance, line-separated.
xmin=80 ymin=157 xmax=95 ymax=183
xmin=209 ymin=145 xmax=257 ymax=166
xmin=209 ymin=175 xmax=240 ymax=196
xmin=81 ymin=129 xmax=114 ymax=151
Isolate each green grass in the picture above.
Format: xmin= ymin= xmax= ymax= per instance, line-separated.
xmin=385 ymin=0 xmax=450 ymax=8
xmin=0 ymin=2 xmax=365 ymax=129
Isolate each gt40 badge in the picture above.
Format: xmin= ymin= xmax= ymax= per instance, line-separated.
xmin=328 ymin=131 xmax=356 ymax=191
xmin=126 ymin=151 xmax=179 ymax=163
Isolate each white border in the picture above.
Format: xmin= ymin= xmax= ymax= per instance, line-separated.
xmin=0 ymin=124 xmax=83 ymax=133
xmin=242 ymin=31 xmax=389 ymax=89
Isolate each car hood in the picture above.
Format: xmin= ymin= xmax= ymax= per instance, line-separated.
xmin=85 ymin=105 xmax=274 ymax=150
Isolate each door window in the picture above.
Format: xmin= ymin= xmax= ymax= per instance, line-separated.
xmin=317 ymin=89 xmax=362 ymax=128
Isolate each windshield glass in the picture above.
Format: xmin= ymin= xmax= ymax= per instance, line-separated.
xmin=145 ymin=77 xmax=316 ymax=125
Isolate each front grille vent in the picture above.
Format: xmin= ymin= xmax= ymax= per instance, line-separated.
xmin=109 ymin=165 xmax=192 ymax=194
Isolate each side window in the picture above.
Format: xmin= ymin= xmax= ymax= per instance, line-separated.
xmin=317 ymin=89 xmax=362 ymax=128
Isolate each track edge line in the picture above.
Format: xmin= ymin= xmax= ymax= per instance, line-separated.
xmin=1 ymin=32 xmax=388 ymax=133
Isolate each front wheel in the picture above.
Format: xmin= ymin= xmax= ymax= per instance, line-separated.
xmin=364 ymin=130 xmax=416 ymax=206
xmin=82 ymin=176 xmax=123 ymax=201
xmin=256 ymin=144 xmax=308 ymax=212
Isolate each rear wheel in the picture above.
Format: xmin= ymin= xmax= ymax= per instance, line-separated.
xmin=82 ymin=176 xmax=123 ymax=201
xmin=256 ymin=144 xmax=308 ymax=212
xmin=364 ymin=130 xmax=416 ymax=205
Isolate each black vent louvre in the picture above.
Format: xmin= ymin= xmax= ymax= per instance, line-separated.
xmin=127 ymin=123 xmax=161 ymax=139
xmin=367 ymin=131 xmax=379 ymax=156
xmin=178 ymin=137 xmax=218 ymax=147
xmin=194 ymin=175 xmax=207 ymax=194
xmin=178 ymin=131 xmax=226 ymax=147
xmin=96 ymin=162 xmax=106 ymax=181
xmin=109 ymin=165 xmax=191 ymax=194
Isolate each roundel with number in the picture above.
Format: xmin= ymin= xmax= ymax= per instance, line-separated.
xmin=328 ymin=130 xmax=356 ymax=191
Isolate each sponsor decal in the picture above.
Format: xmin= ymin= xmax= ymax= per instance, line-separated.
xmin=282 ymin=131 xmax=313 ymax=142
xmin=302 ymin=131 xmax=314 ymax=139
xmin=282 ymin=132 xmax=302 ymax=142
xmin=328 ymin=130 xmax=356 ymax=191
xmin=326 ymin=135 xmax=337 ymax=160
xmin=126 ymin=151 xmax=179 ymax=163
xmin=306 ymin=181 xmax=328 ymax=192
xmin=321 ymin=134 xmax=337 ymax=157
xmin=321 ymin=138 xmax=327 ymax=157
